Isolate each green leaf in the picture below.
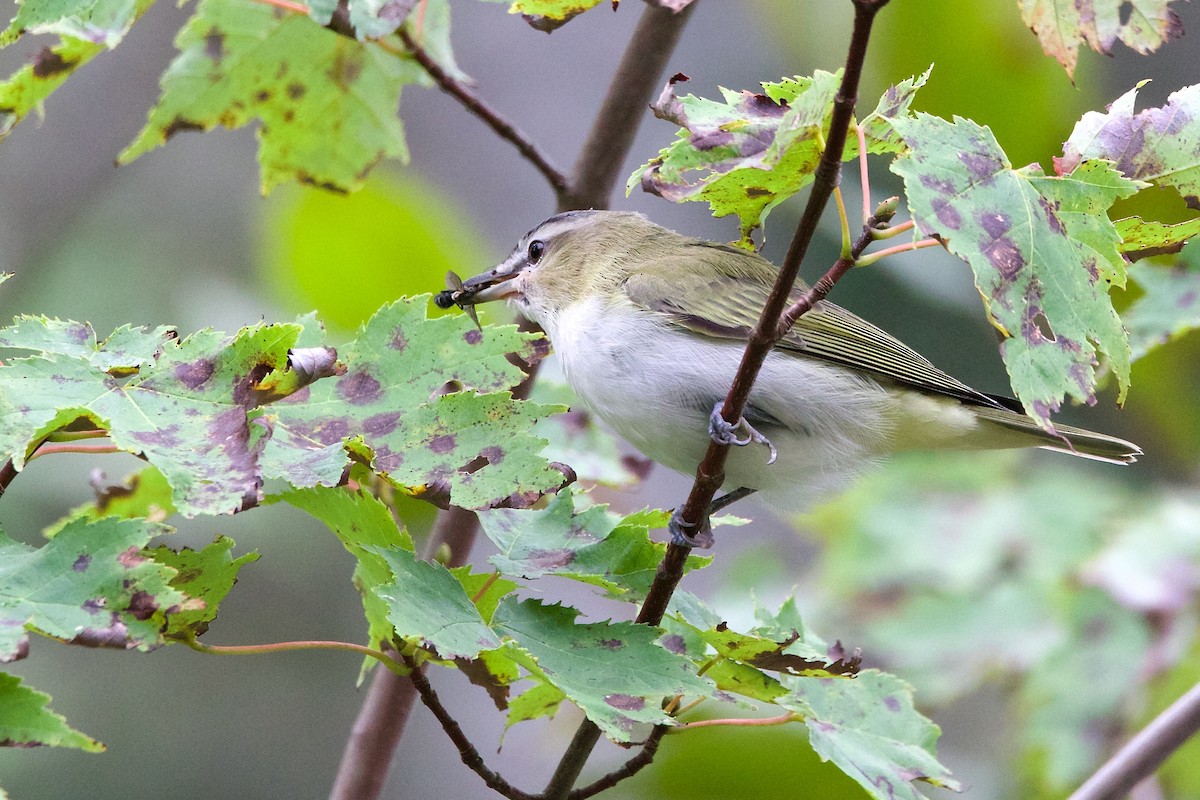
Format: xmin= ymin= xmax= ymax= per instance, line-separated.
xmin=118 ymin=0 xmax=420 ymax=193
xmin=1114 ymin=216 xmax=1200 ymax=261
xmin=372 ymin=546 xmax=505 ymax=659
xmin=43 ymin=465 xmax=177 ymax=539
xmin=1 ymin=0 xmax=150 ymax=46
xmin=505 ymin=680 xmax=566 ymax=728
xmin=148 ymin=536 xmax=258 ymax=640
xmin=261 ymin=298 xmax=564 ymax=510
xmin=1064 ymin=82 xmax=1200 ymax=209
xmin=0 ymin=673 xmax=104 ymax=751
xmin=479 ymin=489 xmax=706 ymax=600
xmin=478 ymin=0 xmax=606 ymax=32
xmin=1124 ymin=259 xmax=1200 ymax=361
xmin=778 ymin=670 xmax=960 ymax=799
xmin=492 ymin=597 xmax=711 ymax=741
xmin=0 ymin=39 xmax=103 ymax=139
xmin=891 ymin=115 xmax=1138 ymax=429
xmin=0 ymin=322 xmax=301 ymax=515
xmin=282 ymin=487 xmax=411 ymax=649
xmin=0 ymin=517 xmax=191 ymax=660
xmin=1019 ymin=0 xmax=1185 ymax=79
xmin=629 ymin=70 xmax=927 ymax=246
xmin=0 ymin=317 xmax=177 ymax=370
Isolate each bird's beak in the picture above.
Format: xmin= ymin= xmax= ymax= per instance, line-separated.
xmin=434 ymin=255 xmax=526 ymax=311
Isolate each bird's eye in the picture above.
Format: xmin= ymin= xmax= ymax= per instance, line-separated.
xmin=528 ymin=240 xmax=546 ymax=264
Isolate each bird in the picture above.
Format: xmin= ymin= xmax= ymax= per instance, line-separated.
xmin=436 ymin=210 xmax=1141 ymax=546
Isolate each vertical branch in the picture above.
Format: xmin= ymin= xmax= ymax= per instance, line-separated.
xmin=329 ymin=4 xmax=698 ymax=799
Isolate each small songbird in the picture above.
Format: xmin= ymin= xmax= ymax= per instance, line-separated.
xmin=437 ymin=210 xmax=1140 ymax=546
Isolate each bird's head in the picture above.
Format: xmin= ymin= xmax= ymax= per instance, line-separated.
xmin=436 ymin=210 xmax=670 ymax=326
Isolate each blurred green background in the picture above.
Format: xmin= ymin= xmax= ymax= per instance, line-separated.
xmin=1 ymin=1 xmax=1198 ymax=798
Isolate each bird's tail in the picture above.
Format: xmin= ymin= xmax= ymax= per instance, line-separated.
xmin=972 ymin=406 xmax=1142 ymax=464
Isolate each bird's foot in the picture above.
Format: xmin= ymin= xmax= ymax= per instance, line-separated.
xmin=668 ymin=508 xmax=714 ymax=549
xmin=708 ymin=402 xmax=778 ymax=465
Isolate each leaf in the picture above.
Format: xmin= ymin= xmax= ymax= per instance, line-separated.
xmin=43 ymin=465 xmax=177 ymax=539
xmin=479 ymin=489 xmax=707 ymax=600
xmin=118 ymin=0 xmax=421 ymax=193
xmin=778 ymin=670 xmax=961 ymax=799
xmin=0 ymin=517 xmax=191 ymax=661
xmin=1124 ymin=259 xmax=1200 ymax=361
xmin=629 ymin=70 xmax=927 ymax=246
xmin=1063 ymin=82 xmax=1200 ymax=209
xmin=0 ymin=673 xmax=104 ymax=751
xmin=1114 ymin=216 xmax=1200 ymax=261
xmin=1017 ymin=0 xmax=1185 ymax=79
xmin=372 ymin=546 xmax=506 ymax=659
xmin=260 ymin=298 xmax=564 ymax=510
xmin=148 ymin=536 xmax=258 ymax=640
xmin=0 ymin=317 xmax=177 ymax=370
xmin=478 ymin=0 xmax=607 ymax=32
xmin=282 ymin=487 xmax=412 ymax=649
xmin=492 ymin=597 xmax=711 ymax=741
xmin=890 ymin=115 xmax=1138 ymax=430
xmin=505 ymin=680 xmax=566 ymax=728
xmin=0 ymin=39 xmax=103 ymax=139
xmin=1 ymin=0 xmax=151 ymax=47
xmin=0 ymin=322 xmax=302 ymax=516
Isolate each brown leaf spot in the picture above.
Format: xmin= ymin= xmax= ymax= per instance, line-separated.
xmin=255 ymin=90 xmax=271 ymax=103
xmin=528 ymin=548 xmax=575 ymax=568
xmin=364 ymin=411 xmax=401 ymax=436
xmin=982 ymin=235 xmax=1023 ymax=279
xmin=604 ymin=693 xmax=644 ymax=710
xmin=327 ymin=49 xmax=364 ymax=89
xmin=931 ymin=197 xmax=961 ymax=230
xmin=597 ymin=638 xmax=623 ymax=650
xmin=690 ymin=130 xmax=734 ymax=150
xmin=287 ymin=82 xmax=306 ymax=100
xmin=428 ymin=433 xmax=456 ymax=453
xmin=73 ymin=554 xmax=91 ymax=572
xmin=979 ymin=211 xmax=1011 ymax=239
xmin=480 ymin=445 xmax=504 ymax=464
xmin=175 ymin=359 xmax=215 ymax=391
xmin=163 ymin=116 xmax=205 ymax=140
xmin=745 ymin=186 xmax=773 ymax=198
xmin=1022 ymin=308 xmax=1056 ymax=343
xmin=32 ymin=47 xmax=75 ymax=79
xmin=660 ymin=634 xmax=687 ymax=654
xmin=390 ymin=327 xmax=408 ymax=351
xmin=337 ymin=370 xmax=383 ymax=405
xmin=118 ymin=547 xmax=148 ymax=568
xmin=127 ymin=591 xmax=158 ymax=621
xmin=204 ymin=27 xmax=225 ymax=61
xmin=1039 ymin=196 xmax=1065 ymax=235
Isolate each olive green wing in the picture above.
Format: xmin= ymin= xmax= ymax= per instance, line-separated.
xmin=622 ymin=255 xmax=1004 ymax=410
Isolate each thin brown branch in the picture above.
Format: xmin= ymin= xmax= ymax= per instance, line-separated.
xmin=402 ymin=654 xmax=538 ymax=800
xmin=567 ymin=726 xmax=668 ymax=800
xmin=636 ymin=0 xmax=892 ymax=635
xmin=1069 ymin=681 xmax=1200 ymax=800
xmin=0 ymin=459 xmax=15 ymax=500
xmin=396 ymin=28 xmax=570 ymax=198
xmin=559 ymin=1 xmax=698 ymax=210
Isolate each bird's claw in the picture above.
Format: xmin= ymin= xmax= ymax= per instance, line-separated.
xmin=708 ymin=402 xmax=778 ymax=465
xmin=668 ymin=508 xmax=714 ymax=549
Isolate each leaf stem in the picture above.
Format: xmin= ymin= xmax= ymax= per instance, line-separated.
xmin=672 ymin=712 xmax=799 ymax=731
xmin=395 ymin=28 xmax=571 ymax=198
xmin=869 ymin=217 xmax=915 ymax=240
xmin=854 ymin=236 xmax=940 ymax=267
xmin=25 ymin=442 xmax=121 ymax=461
xmin=854 ymin=120 xmax=871 ymax=225
xmin=1068 ymin=680 xmax=1200 ymax=800
xmin=183 ymin=636 xmax=410 ymax=675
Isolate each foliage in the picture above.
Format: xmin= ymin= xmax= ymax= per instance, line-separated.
xmin=2 ymin=0 xmax=1200 ymax=799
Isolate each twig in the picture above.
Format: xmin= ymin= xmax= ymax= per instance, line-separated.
xmin=402 ymin=653 xmax=538 ymax=800
xmin=396 ymin=28 xmax=570 ymax=198
xmin=854 ymin=236 xmax=939 ymax=267
xmin=634 ymin=0 xmax=892 ymax=637
xmin=560 ymin=2 xmax=698 ymax=210
xmin=0 ymin=459 xmax=15 ymax=500
xmin=567 ymin=726 xmax=668 ymax=800
xmin=1069 ymin=681 xmax=1200 ymax=800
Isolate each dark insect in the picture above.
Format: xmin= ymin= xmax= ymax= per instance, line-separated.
xmin=438 ymin=270 xmax=481 ymax=330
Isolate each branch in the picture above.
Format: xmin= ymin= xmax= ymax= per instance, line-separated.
xmin=396 ymin=28 xmax=570 ymax=198
xmin=1069 ymin=680 xmax=1200 ymax=800
xmin=402 ymin=653 xmax=538 ymax=800
xmin=559 ymin=1 xmax=698 ymax=210
xmin=567 ymin=726 xmax=668 ymax=800
xmin=0 ymin=459 xmax=15 ymax=500
xmin=635 ymin=0 xmax=891 ymax=635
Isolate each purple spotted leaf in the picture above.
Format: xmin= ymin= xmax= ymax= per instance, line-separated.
xmin=0 ymin=517 xmax=197 ymax=662
xmin=491 ymin=597 xmax=711 ymax=742
xmin=479 ymin=489 xmax=707 ymax=600
xmin=148 ymin=536 xmax=259 ymax=640
xmin=1124 ymin=256 xmax=1200 ymax=361
xmin=1063 ymin=82 xmax=1200 ymax=210
xmin=260 ymin=297 xmax=565 ymax=511
xmin=629 ymin=69 xmax=927 ymax=246
xmin=1019 ymin=0 xmax=1185 ymax=79
xmin=476 ymin=0 xmax=607 ymax=32
xmin=0 ymin=322 xmax=303 ymax=515
xmin=0 ymin=316 xmax=177 ymax=371
xmin=778 ymin=670 xmax=961 ymax=800
xmin=890 ymin=114 xmax=1138 ymax=430
xmin=118 ymin=0 xmax=424 ymax=193
xmin=0 ymin=673 xmax=105 ymax=751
